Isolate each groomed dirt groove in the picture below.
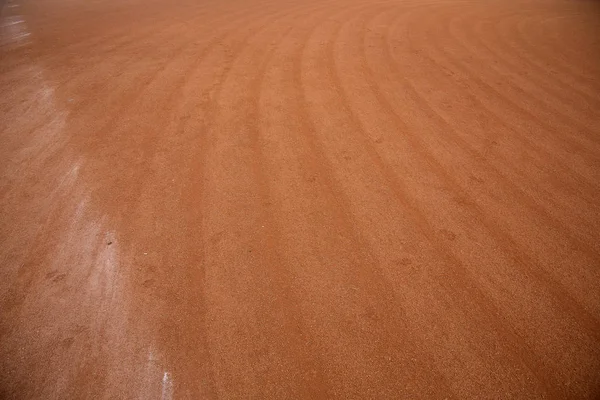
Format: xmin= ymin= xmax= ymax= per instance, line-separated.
xmin=1 ymin=0 xmax=599 ymax=398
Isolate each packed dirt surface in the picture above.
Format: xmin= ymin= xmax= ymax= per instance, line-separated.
xmin=1 ymin=0 xmax=600 ymax=398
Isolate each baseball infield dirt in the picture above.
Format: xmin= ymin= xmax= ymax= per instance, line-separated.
xmin=1 ymin=0 xmax=599 ymax=398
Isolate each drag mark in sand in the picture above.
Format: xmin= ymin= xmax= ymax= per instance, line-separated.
xmin=162 ymin=371 xmax=173 ymax=400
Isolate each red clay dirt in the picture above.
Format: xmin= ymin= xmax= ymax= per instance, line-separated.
xmin=1 ymin=0 xmax=600 ymax=398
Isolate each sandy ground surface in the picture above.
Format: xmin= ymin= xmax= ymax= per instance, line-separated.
xmin=1 ymin=0 xmax=600 ymax=398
